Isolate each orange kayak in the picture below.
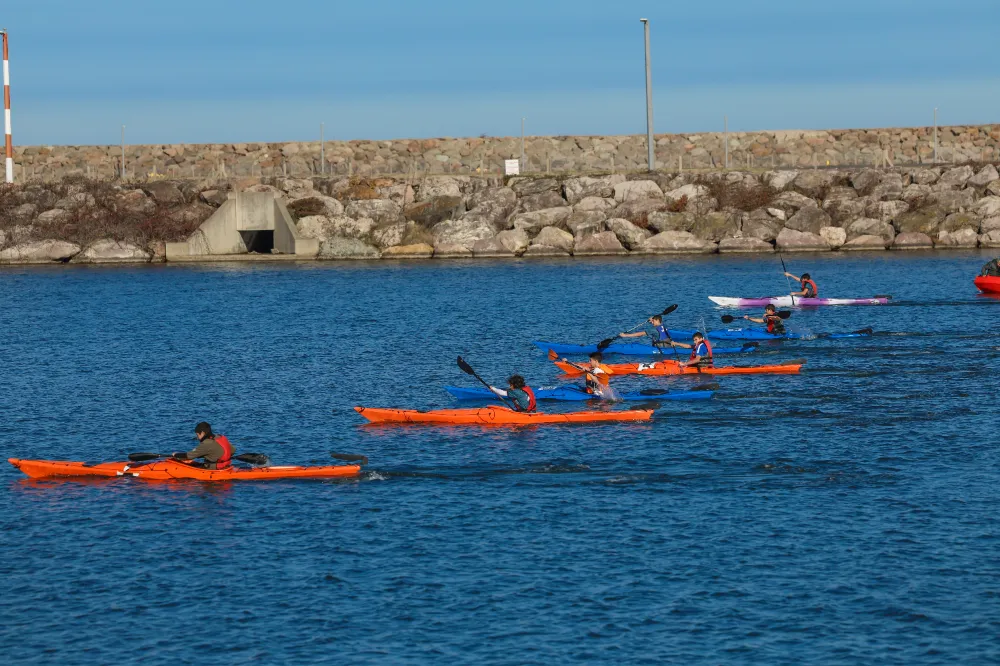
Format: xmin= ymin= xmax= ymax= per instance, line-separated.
xmin=554 ymin=359 xmax=803 ymax=377
xmin=7 ymin=458 xmax=362 ymax=481
xmin=354 ymin=405 xmax=653 ymax=425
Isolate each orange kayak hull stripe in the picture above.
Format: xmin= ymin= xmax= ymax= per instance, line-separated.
xmin=8 ymin=458 xmax=362 ymax=481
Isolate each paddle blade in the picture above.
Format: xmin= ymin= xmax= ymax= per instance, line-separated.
xmin=331 ymin=453 xmax=369 ymax=465
xmin=596 ymin=337 xmax=617 ymax=351
xmin=741 ymin=342 xmax=760 ymax=350
xmin=874 ymin=294 xmax=893 ymax=299
xmin=127 ymin=452 xmax=165 ymax=462
xmin=720 ymin=315 xmax=736 ymax=324
xmin=853 ymin=327 xmax=874 ymax=336
xmin=777 ymin=310 xmax=792 ymax=319
xmin=638 ymin=388 xmax=669 ymax=396
xmin=547 ymin=349 xmax=559 ymax=361
xmin=234 ymin=453 xmax=270 ymax=466
xmin=661 ymin=304 xmax=678 ymax=316
xmin=457 ymin=356 xmax=476 ymax=376
xmin=691 ymin=382 xmax=721 ymax=391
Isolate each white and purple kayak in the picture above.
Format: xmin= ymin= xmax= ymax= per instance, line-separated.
xmin=709 ymin=295 xmax=891 ymax=308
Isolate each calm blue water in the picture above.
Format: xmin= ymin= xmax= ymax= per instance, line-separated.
xmin=2 ymin=252 xmax=999 ymax=664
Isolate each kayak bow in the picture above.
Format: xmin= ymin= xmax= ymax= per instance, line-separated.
xmin=354 ymin=405 xmax=653 ymax=425
xmin=8 ymin=458 xmax=362 ymax=481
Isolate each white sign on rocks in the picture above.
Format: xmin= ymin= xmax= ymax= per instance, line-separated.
xmin=504 ymin=159 xmax=520 ymax=176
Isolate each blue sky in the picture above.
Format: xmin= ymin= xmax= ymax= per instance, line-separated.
xmin=5 ymin=0 xmax=999 ymax=145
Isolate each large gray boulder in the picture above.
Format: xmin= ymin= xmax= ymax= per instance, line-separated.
xmin=664 ymin=183 xmax=710 ymax=203
xmin=641 ymin=231 xmax=717 ymax=254
xmin=317 ymin=237 xmax=381 ymax=259
xmin=718 ymin=237 xmax=774 ymax=253
xmin=433 ymin=243 xmax=474 ymax=258
xmin=515 ymin=190 xmax=567 ymax=213
xmin=566 ymin=210 xmax=606 ymax=238
xmin=608 ymin=218 xmax=652 ymax=250
xmin=901 ymin=184 xmax=933 ymax=204
xmin=647 ymin=211 xmax=696 ymax=233
xmin=892 ymin=232 xmax=934 ymax=249
xmin=72 ymin=240 xmax=151 ymax=264
xmin=742 ymin=209 xmax=784 ymax=242
xmin=143 ymin=180 xmax=185 ymax=204
xmin=471 ymin=237 xmax=514 ymax=258
xmin=344 ymin=199 xmax=403 ymax=226
xmin=614 ymin=180 xmax=664 ymax=203
xmin=894 ymin=207 xmax=946 ymax=234
xmin=941 ymin=212 xmax=979 ymax=233
xmin=0 ymin=239 xmax=81 ymax=263
xmin=54 ymin=192 xmax=96 ymax=210
xmin=793 ymin=170 xmax=839 ymax=198
xmin=563 ymin=175 xmax=625 ymax=204
xmin=286 ymin=194 xmax=345 ymax=218
xmin=822 ymin=193 xmax=867 ymax=224
xmin=846 ymin=217 xmax=895 ymax=244
xmin=610 ymin=199 xmax=668 ymax=227
xmin=865 ymin=199 xmax=909 ymax=222
xmin=574 ymin=231 xmax=627 ymax=255
xmin=762 ymin=170 xmax=799 ymax=191
xmin=532 ymin=226 xmax=574 ymax=253
xmin=522 ymin=243 xmax=570 ymax=257
xmin=968 ymin=164 xmax=999 ymax=187
xmin=775 ymin=228 xmax=830 ymax=251
xmin=975 ymin=196 xmax=1000 ymax=218
xmin=416 ymin=176 xmax=464 ymax=201
xmin=10 ymin=202 xmax=38 ymax=222
xmin=371 ymin=222 xmax=407 ymax=249
xmin=980 ymin=230 xmax=1000 ymax=248
xmin=430 ymin=219 xmax=496 ymax=250
xmin=509 ymin=177 xmax=560 ymax=197
xmin=819 ymin=226 xmax=847 ymax=249
xmin=929 ymin=189 xmax=975 ymax=214
xmin=468 ymin=186 xmax=517 ymax=213
xmin=770 ymin=191 xmax=817 ymax=215
xmin=785 ymin=206 xmax=833 ymax=234
xmin=937 ymin=228 xmax=979 ymax=248
xmin=871 ymin=173 xmax=904 ymax=201
xmin=495 ymin=229 xmax=530 ymax=255
xmin=509 ymin=207 xmax=573 ymax=234
xmin=981 ymin=215 xmax=1000 ymax=233
xmin=938 ymin=165 xmax=975 ymax=187
xmin=690 ymin=212 xmax=740 ymax=241
xmin=910 ymin=168 xmax=940 ymax=185
xmin=842 ymin=234 xmax=890 ymax=251
xmin=573 ymin=196 xmax=616 ymax=213
xmin=318 ymin=215 xmax=375 ymax=240
xmin=850 ymin=169 xmax=882 ymax=194
xmin=36 ymin=209 xmax=69 ymax=226
xmin=404 ymin=196 xmax=464 ymax=226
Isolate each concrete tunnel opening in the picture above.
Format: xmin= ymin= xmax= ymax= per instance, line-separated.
xmin=239 ymin=230 xmax=274 ymax=254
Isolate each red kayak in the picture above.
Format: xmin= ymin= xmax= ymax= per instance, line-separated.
xmin=974 ymin=275 xmax=1000 ymax=294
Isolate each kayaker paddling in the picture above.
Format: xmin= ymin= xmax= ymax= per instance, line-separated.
xmin=618 ymin=314 xmax=673 ymax=349
xmin=744 ymin=304 xmax=786 ymax=335
xmin=553 ymin=351 xmax=614 ymax=397
xmin=489 ymin=375 xmax=537 ymax=412
xmin=667 ymin=332 xmax=714 ymax=369
xmin=172 ymin=422 xmax=234 ymax=470
xmin=785 ymin=272 xmax=818 ymax=298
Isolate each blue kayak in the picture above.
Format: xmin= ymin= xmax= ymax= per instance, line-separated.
xmin=534 ymin=341 xmax=758 ymax=356
xmin=445 ymin=385 xmax=715 ymax=403
xmin=662 ymin=327 xmax=874 ymax=341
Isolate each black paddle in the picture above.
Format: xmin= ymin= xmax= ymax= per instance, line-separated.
xmin=779 ymin=253 xmax=796 ymax=306
xmin=596 ymin=305 xmax=677 ymax=351
xmin=721 ymin=311 xmax=790 ymax=324
xmin=127 ymin=451 xmax=270 ymax=464
xmin=331 ymin=453 xmax=369 ymax=465
xmin=547 ymin=349 xmax=611 ymax=387
xmin=457 ymin=356 xmax=518 ymax=411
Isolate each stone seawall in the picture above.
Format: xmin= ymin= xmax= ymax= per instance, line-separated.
xmin=10 ymin=124 xmax=1000 ymax=182
xmin=2 ymin=165 xmax=1000 ymax=264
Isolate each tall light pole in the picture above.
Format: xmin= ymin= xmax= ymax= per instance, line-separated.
xmin=640 ymin=18 xmax=654 ymax=172
xmin=2 ymin=29 xmax=12 ymax=184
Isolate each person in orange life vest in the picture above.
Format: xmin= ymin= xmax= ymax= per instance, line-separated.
xmin=784 ymin=271 xmax=818 ymax=298
xmin=580 ymin=352 xmax=614 ymax=395
xmin=668 ymin=332 xmax=714 ymax=369
xmin=489 ymin=375 xmax=536 ymax=412
xmin=744 ymin=304 xmax=786 ymax=335
xmin=172 ymin=421 xmax=234 ymax=470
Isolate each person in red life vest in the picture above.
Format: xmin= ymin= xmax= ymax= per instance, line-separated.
xmin=784 ymin=271 xmax=818 ymax=298
xmin=489 ymin=375 xmax=536 ymax=412
xmin=172 ymin=421 xmax=234 ymax=470
xmin=668 ymin=332 xmax=714 ymax=369
xmin=744 ymin=304 xmax=786 ymax=335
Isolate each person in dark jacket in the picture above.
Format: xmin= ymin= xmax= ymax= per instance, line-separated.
xmin=173 ymin=422 xmax=233 ymax=470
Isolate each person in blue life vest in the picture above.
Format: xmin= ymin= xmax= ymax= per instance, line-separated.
xmin=172 ymin=422 xmax=234 ymax=470
xmin=667 ymin=332 xmax=714 ymax=369
xmin=489 ymin=375 xmax=537 ymax=412
xmin=744 ymin=304 xmax=786 ymax=335
xmin=785 ymin=271 xmax=818 ymax=298
xmin=617 ymin=314 xmax=673 ymax=349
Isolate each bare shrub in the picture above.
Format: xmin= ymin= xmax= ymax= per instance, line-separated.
xmin=697 ymin=178 xmax=777 ymax=212
xmin=667 ymin=195 xmax=688 ymax=213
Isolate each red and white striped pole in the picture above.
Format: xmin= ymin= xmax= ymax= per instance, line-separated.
xmin=2 ymin=30 xmax=12 ymax=183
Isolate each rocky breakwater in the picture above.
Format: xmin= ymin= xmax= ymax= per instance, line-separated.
xmin=290 ymin=164 xmax=1000 ymax=261
xmin=3 ymin=164 xmax=1000 ymax=265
